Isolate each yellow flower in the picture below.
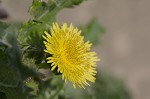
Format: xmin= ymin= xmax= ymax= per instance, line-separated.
xmin=43 ymin=22 xmax=100 ymax=88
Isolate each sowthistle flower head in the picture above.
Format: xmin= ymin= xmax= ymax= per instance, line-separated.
xmin=43 ymin=22 xmax=100 ymax=88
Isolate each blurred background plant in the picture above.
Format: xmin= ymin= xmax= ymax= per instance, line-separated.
xmin=0 ymin=0 xmax=131 ymax=99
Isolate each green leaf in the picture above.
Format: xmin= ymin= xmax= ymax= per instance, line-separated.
xmin=0 ymin=23 xmax=39 ymax=99
xmin=0 ymin=25 xmax=20 ymax=87
xmin=4 ymin=25 xmax=37 ymax=80
xmin=65 ymin=0 xmax=86 ymax=7
xmin=80 ymin=19 xmax=105 ymax=45
xmin=0 ymin=25 xmax=27 ymax=98
xmin=29 ymin=0 xmax=48 ymax=19
xmin=0 ymin=21 xmax=9 ymax=34
xmin=0 ymin=86 xmax=26 ymax=99
xmin=0 ymin=64 xmax=19 ymax=88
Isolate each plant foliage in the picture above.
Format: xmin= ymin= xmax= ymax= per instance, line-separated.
xmin=0 ymin=0 xmax=131 ymax=99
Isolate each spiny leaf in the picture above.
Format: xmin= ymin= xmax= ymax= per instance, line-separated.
xmin=0 ymin=23 xmax=38 ymax=99
xmin=29 ymin=0 xmax=48 ymax=19
xmin=29 ymin=0 xmax=82 ymax=20
xmin=0 ymin=23 xmax=20 ymax=87
xmin=0 ymin=21 xmax=9 ymax=33
xmin=4 ymin=25 xmax=37 ymax=80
